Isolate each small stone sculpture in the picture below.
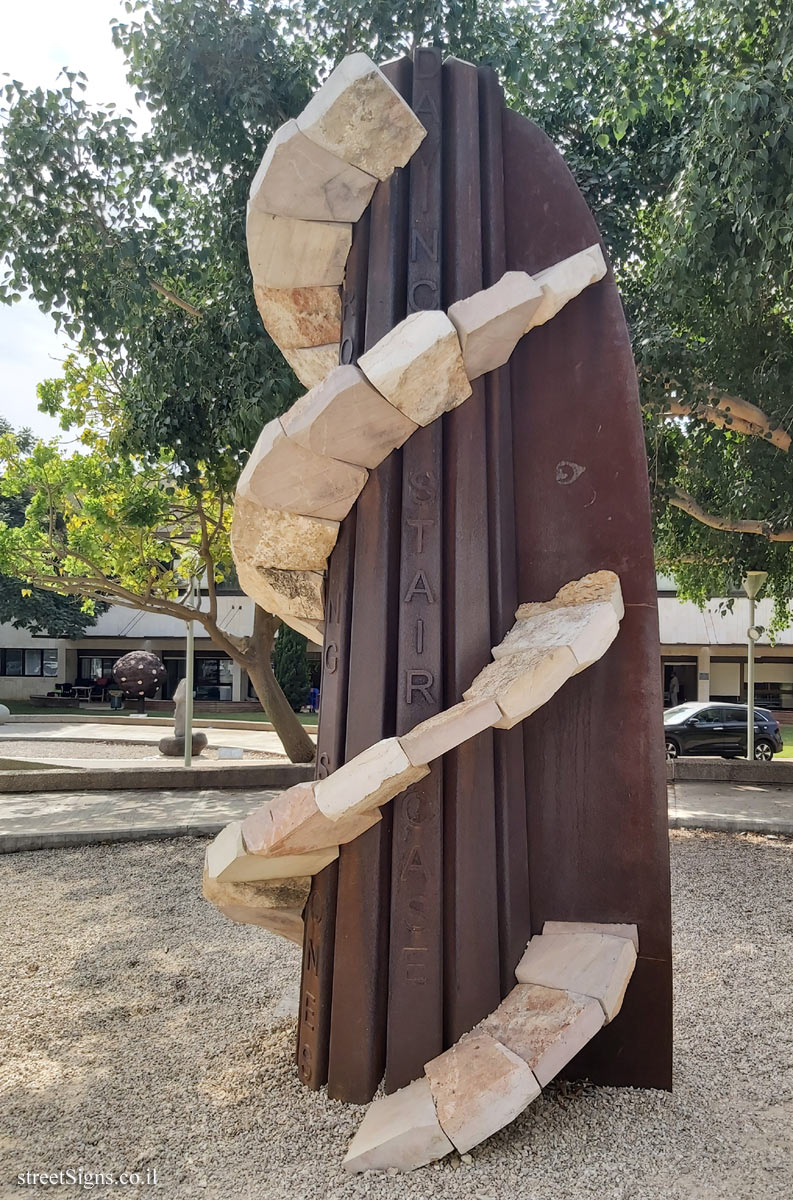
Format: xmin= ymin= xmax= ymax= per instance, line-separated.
xmin=158 ymin=678 xmax=208 ymax=758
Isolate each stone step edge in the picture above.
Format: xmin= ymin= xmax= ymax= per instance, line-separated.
xmin=343 ymin=924 xmax=638 ymax=1173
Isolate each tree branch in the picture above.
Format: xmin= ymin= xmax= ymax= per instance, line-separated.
xmin=661 ymin=394 xmax=791 ymax=452
xmin=668 ymin=488 xmax=793 ymax=541
xmin=148 ymin=279 xmax=202 ymax=318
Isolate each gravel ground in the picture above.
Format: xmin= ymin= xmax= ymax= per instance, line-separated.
xmin=0 ymin=739 xmax=277 ymax=761
xmin=1 ymin=830 xmax=791 ymax=1200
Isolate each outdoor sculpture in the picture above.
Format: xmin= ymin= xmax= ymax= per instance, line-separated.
xmin=203 ymin=50 xmax=672 ymax=1171
xmin=111 ymin=650 xmax=166 ymax=703
xmin=158 ymin=677 xmax=207 ymax=758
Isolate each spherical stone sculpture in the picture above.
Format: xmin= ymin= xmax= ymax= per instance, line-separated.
xmin=0 ymin=703 xmax=10 ymax=724
xmin=112 ymin=650 xmax=167 ymax=700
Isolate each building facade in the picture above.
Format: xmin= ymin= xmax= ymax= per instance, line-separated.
xmin=2 ymin=580 xmax=791 ymax=709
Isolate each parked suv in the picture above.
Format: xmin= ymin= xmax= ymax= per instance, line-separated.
xmin=664 ymin=702 xmax=783 ymax=761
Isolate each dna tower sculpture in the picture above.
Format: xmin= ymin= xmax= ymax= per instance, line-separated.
xmin=203 ymin=48 xmax=672 ymax=1171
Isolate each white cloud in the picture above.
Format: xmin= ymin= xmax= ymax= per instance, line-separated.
xmin=0 ymin=0 xmax=144 ymax=441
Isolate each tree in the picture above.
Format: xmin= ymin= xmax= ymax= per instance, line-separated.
xmin=272 ymin=624 xmax=311 ymax=713
xmin=0 ymin=420 xmax=316 ymax=763
xmin=0 ymin=417 xmax=103 ymax=638
xmin=3 ymin=0 xmax=793 ymax=626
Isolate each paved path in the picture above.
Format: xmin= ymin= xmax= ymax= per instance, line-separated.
xmin=669 ymin=779 xmax=793 ymax=836
xmin=0 ymin=787 xmax=274 ymax=852
xmin=2 ymin=779 xmax=792 ymax=853
xmin=0 ymin=720 xmax=297 ymax=755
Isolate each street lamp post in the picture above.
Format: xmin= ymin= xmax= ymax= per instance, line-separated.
xmin=742 ymin=571 xmax=768 ymax=761
xmin=184 ymin=577 xmax=196 ymax=769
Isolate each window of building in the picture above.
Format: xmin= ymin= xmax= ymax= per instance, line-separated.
xmin=1 ymin=648 xmax=58 ymax=676
xmin=77 ymin=655 xmax=118 ymax=681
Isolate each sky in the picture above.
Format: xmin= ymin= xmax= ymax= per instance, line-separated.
xmin=0 ymin=0 xmax=141 ymax=440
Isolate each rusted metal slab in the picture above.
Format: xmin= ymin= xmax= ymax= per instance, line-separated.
xmin=295 ymin=214 xmax=369 ymax=1091
xmin=441 ymin=57 xmax=501 ymax=1047
xmin=385 ymin=44 xmax=445 ymax=1093
xmin=326 ymin=58 xmax=411 ymax=1104
xmin=478 ymin=66 xmax=532 ymax=998
xmin=502 ymin=107 xmax=673 ymax=1089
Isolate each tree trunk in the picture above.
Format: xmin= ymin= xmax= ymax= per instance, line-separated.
xmin=246 ymin=607 xmax=316 ymax=764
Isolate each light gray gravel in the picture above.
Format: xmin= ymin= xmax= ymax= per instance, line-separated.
xmin=1 ymin=831 xmax=791 ymax=1199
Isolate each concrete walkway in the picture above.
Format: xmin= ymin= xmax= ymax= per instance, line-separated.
xmin=0 ymin=787 xmax=274 ymax=852
xmin=2 ymin=779 xmax=792 ymax=853
xmin=669 ymin=779 xmax=793 ymax=836
xmin=0 ymin=719 xmax=297 ymax=755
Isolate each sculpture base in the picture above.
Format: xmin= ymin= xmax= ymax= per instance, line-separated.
xmin=158 ymin=733 xmax=208 ymax=757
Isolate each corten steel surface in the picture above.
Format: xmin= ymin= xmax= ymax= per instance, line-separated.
xmin=386 ymin=45 xmax=445 ymax=1092
xmin=297 ymin=51 xmax=673 ymax=1101
xmin=503 ymin=110 xmax=673 ymax=1089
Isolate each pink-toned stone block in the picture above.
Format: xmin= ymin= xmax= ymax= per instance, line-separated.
xmin=280 ymin=344 xmax=341 ymax=390
xmin=254 ymin=285 xmax=341 ymax=348
xmin=314 ymin=737 xmax=430 ymax=821
xmin=425 ymin=1032 xmax=541 ymax=1154
xmin=202 ymin=867 xmax=306 ymax=944
xmin=478 ymin=983 xmax=604 ymax=1086
xmin=242 ymin=781 xmax=380 ymax=858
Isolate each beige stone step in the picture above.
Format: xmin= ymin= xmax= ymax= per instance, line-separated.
xmin=343 ymin=1077 xmax=452 ymax=1173
xmin=205 ymin=819 xmax=337 ymax=885
xmin=296 ymin=52 xmax=426 ymax=182
xmin=358 ymin=310 xmax=471 ymax=427
xmin=253 ymin=285 xmax=341 ymax=349
xmin=242 ymin=781 xmax=380 ymax=858
xmin=247 ymin=209 xmax=351 ymax=290
xmin=202 ymin=868 xmax=307 ymax=945
xmin=280 ymin=364 xmax=417 ymax=469
xmin=448 ymin=270 xmax=543 ymax=379
xmin=280 ymin=344 xmax=341 ymax=390
xmin=425 ymin=1033 xmax=541 ymax=1155
xmin=515 ymin=931 xmax=637 ymax=1022
xmin=528 ymin=244 xmax=607 ymax=327
xmin=477 ymin=983 xmax=604 ymax=1086
xmin=231 ymin=494 xmax=339 ymax=573
xmin=314 ymin=737 xmax=429 ymax=821
xmin=249 ymin=118 xmax=377 ymax=223
xmin=236 ymin=417 xmax=367 ymax=522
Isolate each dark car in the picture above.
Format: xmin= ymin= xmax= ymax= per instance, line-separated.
xmin=664 ymin=702 xmax=783 ymax=761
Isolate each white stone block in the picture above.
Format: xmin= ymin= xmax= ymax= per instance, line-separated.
xmin=236 ymin=417 xmax=368 ymax=522
xmin=448 ymin=271 xmax=543 ymax=380
xmin=343 ymin=1077 xmax=453 ymax=1173
xmin=205 ymin=820 xmax=337 ymax=884
xmin=399 ymin=698 xmax=502 ymax=767
xmin=492 ymin=602 xmax=619 ymax=674
xmin=425 ymin=1033 xmax=541 ymax=1155
xmin=249 ymin=118 xmax=377 ymax=222
xmin=358 ymin=310 xmax=471 ymax=427
xmin=231 ymin=493 xmax=339 ymax=573
xmin=297 ymin=52 xmax=426 ymax=182
xmin=528 ymin=244 xmax=607 ymax=328
xmin=515 ymin=570 xmax=623 ymax=622
xmin=280 ymin=364 xmax=418 ymax=468
xmin=463 ymin=645 xmax=579 ymax=729
xmin=254 ymin=285 xmax=341 ymax=349
xmin=314 ymin=737 xmax=430 ymax=821
xmin=247 ymin=208 xmax=351 ymax=289
xmin=280 ymin=343 xmax=341 ymax=389
xmin=515 ymin=932 xmax=637 ymax=1023
xmin=542 ymin=921 xmax=639 ymax=952
xmin=478 ymin=983 xmax=604 ymax=1087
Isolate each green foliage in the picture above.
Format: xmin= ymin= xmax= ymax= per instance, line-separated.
xmin=2 ymin=0 xmax=793 ymax=619
xmin=0 ymin=417 xmax=102 ymax=637
xmin=272 ymin=622 xmax=311 ymax=712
